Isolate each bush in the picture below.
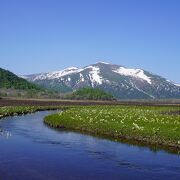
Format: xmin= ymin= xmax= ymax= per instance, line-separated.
xmin=65 ymin=87 xmax=116 ymax=101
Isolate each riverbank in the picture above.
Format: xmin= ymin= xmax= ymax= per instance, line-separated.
xmin=0 ymin=106 xmax=67 ymax=119
xmin=1 ymin=104 xmax=180 ymax=152
xmin=1 ymin=109 xmax=179 ymax=179
xmin=44 ymin=105 xmax=180 ymax=151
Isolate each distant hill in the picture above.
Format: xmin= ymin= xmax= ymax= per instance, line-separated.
xmin=65 ymin=87 xmax=116 ymax=101
xmin=23 ymin=62 xmax=180 ymax=99
xmin=0 ymin=68 xmax=42 ymax=90
xmin=0 ymin=68 xmax=56 ymax=98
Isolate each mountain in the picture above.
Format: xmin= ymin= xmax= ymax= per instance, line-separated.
xmin=0 ymin=68 xmax=55 ymax=98
xmin=23 ymin=62 xmax=180 ymax=99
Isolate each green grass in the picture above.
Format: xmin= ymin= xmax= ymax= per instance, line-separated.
xmin=0 ymin=106 xmax=68 ymax=118
xmin=1 ymin=105 xmax=180 ymax=151
xmin=44 ymin=105 xmax=180 ymax=149
xmin=65 ymin=87 xmax=115 ymax=101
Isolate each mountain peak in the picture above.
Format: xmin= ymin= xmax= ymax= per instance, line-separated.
xmin=23 ymin=62 xmax=180 ymax=99
xmin=64 ymin=67 xmax=78 ymax=70
xmin=96 ymin=61 xmax=110 ymax=65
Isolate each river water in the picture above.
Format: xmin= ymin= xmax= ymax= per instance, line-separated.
xmin=0 ymin=111 xmax=179 ymax=180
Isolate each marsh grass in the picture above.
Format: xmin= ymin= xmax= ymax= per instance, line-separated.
xmin=44 ymin=105 xmax=180 ymax=149
xmin=0 ymin=106 xmax=68 ymax=119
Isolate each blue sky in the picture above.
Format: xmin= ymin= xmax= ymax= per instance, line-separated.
xmin=0 ymin=0 xmax=180 ymax=83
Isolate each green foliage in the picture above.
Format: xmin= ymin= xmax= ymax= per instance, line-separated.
xmin=45 ymin=105 xmax=180 ymax=148
xmin=65 ymin=87 xmax=116 ymax=101
xmin=0 ymin=106 xmax=67 ymax=118
xmin=0 ymin=68 xmax=61 ymax=98
xmin=0 ymin=106 xmax=38 ymax=117
xmin=0 ymin=92 xmax=7 ymax=97
xmin=0 ymin=68 xmax=42 ymax=90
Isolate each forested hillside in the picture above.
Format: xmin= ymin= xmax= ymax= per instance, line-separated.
xmin=0 ymin=68 xmax=42 ymax=90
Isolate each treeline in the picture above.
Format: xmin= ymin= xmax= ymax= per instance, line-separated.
xmin=65 ymin=87 xmax=116 ymax=101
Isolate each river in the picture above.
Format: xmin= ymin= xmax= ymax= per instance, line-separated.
xmin=0 ymin=111 xmax=179 ymax=180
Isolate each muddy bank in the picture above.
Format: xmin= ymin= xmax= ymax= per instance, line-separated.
xmin=1 ymin=98 xmax=180 ymax=107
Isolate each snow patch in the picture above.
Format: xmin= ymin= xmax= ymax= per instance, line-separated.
xmin=80 ymin=73 xmax=85 ymax=82
xmin=166 ymin=79 xmax=171 ymax=83
xmin=97 ymin=61 xmax=110 ymax=65
xmin=113 ymin=67 xmax=152 ymax=84
xmin=129 ymin=80 xmax=155 ymax=99
xmin=86 ymin=66 xmax=103 ymax=87
xmin=167 ymin=80 xmax=180 ymax=87
xmin=33 ymin=73 xmax=48 ymax=81
xmin=32 ymin=67 xmax=79 ymax=80
xmin=174 ymin=83 xmax=180 ymax=87
xmin=20 ymin=75 xmax=28 ymax=79
xmin=47 ymin=67 xmax=78 ymax=79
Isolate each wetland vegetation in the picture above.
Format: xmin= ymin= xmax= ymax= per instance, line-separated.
xmin=44 ymin=105 xmax=180 ymax=150
xmin=0 ymin=106 xmax=66 ymax=119
xmin=0 ymin=101 xmax=180 ymax=152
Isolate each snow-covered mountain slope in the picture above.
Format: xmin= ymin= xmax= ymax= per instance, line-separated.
xmin=23 ymin=62 xmax=180 ymax=99
xmin=174 ymin=83 xmax=180 ymax=87
xmin=112 ymin=67 xmax=152 ymax=84
xmin=24 ymin=67 xmax=79 ymax=81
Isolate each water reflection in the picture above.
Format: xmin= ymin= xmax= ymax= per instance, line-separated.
xmin=0 ymin=111 xmax=179 ymax=180
xmin=0 ymin=128 xmax=12 ymax=139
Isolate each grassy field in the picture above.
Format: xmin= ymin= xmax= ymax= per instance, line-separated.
xmin=1 ymin=102 xmax=180 ymax=152
xmin=44 ymin=105 xmax=180 ymax=150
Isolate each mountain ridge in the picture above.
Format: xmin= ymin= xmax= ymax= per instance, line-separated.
xmin=22 ymin=62 xmax=180 ymax=99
